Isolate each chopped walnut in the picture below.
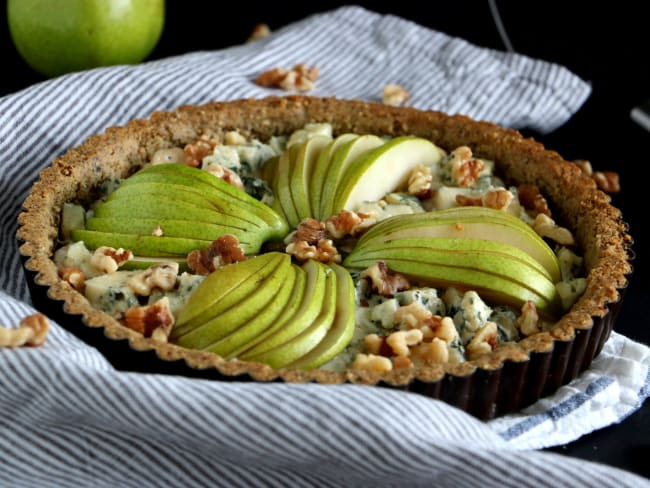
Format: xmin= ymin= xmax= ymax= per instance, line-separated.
xmin=429 ymin=316 xmax=459 ymax=343
xmin=150 ymin=147 xmax=188 ymax=165
xmin=152 ymin=225 xmax=164 ymax=237
xmin=466 ymin=321 xmax=498 ymax=360
xmin=533 ymin=213 xmax=575 ymax=245
xmin=448 ymin=146 xmax=485 ymax=187
xmin=255 ymin=64 xmax=319 ymax=92
xmin=0 ymin=313 xmax=49 ymax=348
xmin=574 ymin=160 xmax=621 ymax=194
xmin=411 ymin=338 xmax=449 ymax=365
xmin=360 ymin=261 xmax=410 ymax=297
xmin=455 ymin=189 xmax=514 ymax=210
xmin=393 ymin=302 xmax=432 ymax=328
xmin=286 ymin=239 xmax=341 ymax=264
xmin=517 ymin=183 xmax=551 ymax=217
xmin=408 ymin=164 xmax=432 ymax=198
xmin=351 ymin=353 xmax=393 ymax=373
xmin=393 ymin=355 xmax=414 ymax=369
xmin=184 ymin=137 xmax=217 ymax=168
xmin=127 ymin=263 xmax=179 ymax=296
xmin=59 ymin=266 xmax=85 ymax=291
xmin=593 ymin=171 xmax=620 ymax=194
xmin=204 ymin=163 xmax=244 ymax=189
xmin=516 ymin=301 xmax=540 ymax=336
xmin=187 ymin=235 xmax=247 ymax=275
xmin=247 ymin=23 xmax=271 ymax=42
xmin=324 ymin=210 xmax=376 ymax=239
xmin=382 ymin=84 xmax=410 ymax=106
xmin=224 ymin=131 xmax=247 ymax=146
xmin=90 ymin=246 xmax=133 ymax=274
xmin=123 ymin=297 xmax=174 ymax=340
xmin=386 ymin=329 xmax=423 ymax=356
xmin=286 ymin=219 xmax=342 ymax=263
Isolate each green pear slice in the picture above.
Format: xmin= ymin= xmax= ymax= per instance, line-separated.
xmin=287 ymin=262 xmax=356 ymax=370
xmin=71 ymin=229 xmax=214 ymax=257
xmin=345 ymin=239 xmax=560 ymax=317
xmin=120 ymin=256 xmax=188 ymax=271
xmin=332 ymin=136 xmax=445 ymax=214
xmin=225 ymin=265 xmax=308 ymax=359
xmin=106 ymin=182 xmax=270 ymax=229
xmin=319 ymin=134 xmax=386 ymax=219
xmin=357 ymin=208 xmax=561 ymax=282
xmin=129 ymin=164 xmax=288 ymax=231
xmin=273 ymin=145 xmax=301 ymax=228
xmin=173 ymin=254 xmax=293 ymax=348
xmin=204 ymin=264 xmax=298 ymax=357
xmin=290 ymin=134 xmax=332 ymax=222
xmin=84 ymin=217 xmax=264 ymax=248
xmin=309 ymin=133 xmax=358 ymax=220
xmin=171 ymin=252 xmax=286 ymax=337
xmin=95 ymin=193 xmax=261 ymax=228
xmin=248 ymin=263 xmax=337 ymax=368
xmin=238 ymin=259 xmax=328 ymax=360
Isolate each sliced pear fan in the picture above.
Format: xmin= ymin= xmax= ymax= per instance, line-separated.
xmin=71 ymin=163 xmax=288 ymax=260
xmin=357 ymin=207 xmax=562 ymax=282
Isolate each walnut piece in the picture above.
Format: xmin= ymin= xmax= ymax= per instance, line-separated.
xmin=247 ymin=23 xmax=271 ymax=42
xmin=123 ymin=297 xmax=174 ymax=340
xmin=90 ymin=246 xmax=133 ymax=274
xmin=351 ymin=353 xmax=393 ymax=373
xmin=382 ymin=84 xmax=410 ymax=106
xmin=518 ymin=183 xmax=551 ymax=217
xmin=466 ymin=321 xmax=497 ymax=360
xmin=593 ymin=171 xmax=620 ymax=194
xmin=184 ymin=137 xmax=216 ymax=168
xmin=448 ymin=146 xmax=485 ymax=187
xmin=128 ymin=263 xmax=179 ymax=296
xmin=407 ymin=164 xmax=432 ymax=198
xmin=286 ymin=218 xmax=342 ymax=263
xmin=255 ymin=64 xmax=319 ymax=92
xmin=324 ymin=210 xmax=376 ymax=239
xmin=386 ymin=329 xmax=423 ymax=356
xmin=456 ymin=189 xmax=514 ymax=210
xmin=204 ymin=163 xmax=244 ymax=189
xmin=516 ymin=300 xmax=540 ymax=336
xmin=360 ymin=261 xmax=410 ymax=297
xmin=187 ymin=235 xmax=247 ymax=275
xmin=58 ymin=266 xmax=85 ymax=291
xmin=0 ymin=313 xmax=49 ymax=348
xmin=533 ymin=213 xmax=575 ymax=245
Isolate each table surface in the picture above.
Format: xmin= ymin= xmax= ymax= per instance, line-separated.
xmin=1 ymin=1 xmax=648 ymax=480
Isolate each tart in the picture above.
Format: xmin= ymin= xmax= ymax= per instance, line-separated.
xmin=17 ymin=96 xmax=632 ymax=419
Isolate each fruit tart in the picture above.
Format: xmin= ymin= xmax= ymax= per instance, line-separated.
xmin=17 ymin=96 xmax=632 ymax=419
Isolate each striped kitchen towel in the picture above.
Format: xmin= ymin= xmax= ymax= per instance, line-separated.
xmin=3 ymin=5 xmax=647 ymax=487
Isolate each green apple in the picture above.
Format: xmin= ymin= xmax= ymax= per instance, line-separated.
xmin=206 ymin=264 xmax=300 ymax=358
xmin=238 ymin=259 xmax=328 ymax=360
xmin=242 ymin=263 xmax=337 ymax=368
xmin=8 ymin=0 xmax=165 ymax=78
xmin=171 ymin=252 xmax=285 ymax=338
xmin=289 ymin=134 xmax=332 ymax=222
xmin=173 ymin=253 xmax=292 ymax=349
xmin=309 ymin=133 xmax=358 ymax=220
xmin=331 ymin=136 xmax=445 ymax=214
xmin=287 ymin=262 xmax=356 ymax=369
xmin=345 ymin=238 xmax=561 ymax=317
xmin=357 ymin=207 xmax=561 ymax=282
xmin=319 ymin=135 xmax=386 ymax=219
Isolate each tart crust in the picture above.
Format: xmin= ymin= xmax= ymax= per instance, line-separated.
xmin=17 ymin=96 xmax=632 ymax=419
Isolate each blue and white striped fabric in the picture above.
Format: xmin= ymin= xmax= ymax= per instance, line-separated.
xmin=1 ymin=6 xmax=648 ymax=487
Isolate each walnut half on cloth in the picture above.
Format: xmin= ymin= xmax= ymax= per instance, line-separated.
xmin=0 ymin=313 xmax=49 ymax=348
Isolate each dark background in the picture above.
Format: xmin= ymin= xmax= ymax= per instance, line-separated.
xmin=2 ymin=0 xmax=649 ymax=479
